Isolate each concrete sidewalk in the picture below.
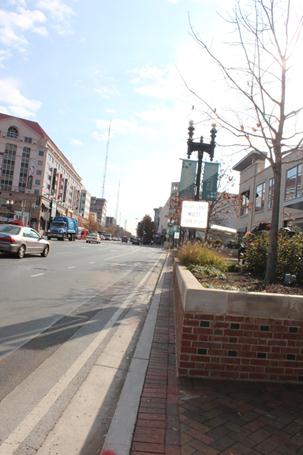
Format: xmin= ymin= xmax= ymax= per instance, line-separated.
xmin=102 ymin=255 xmax=303 ymax=455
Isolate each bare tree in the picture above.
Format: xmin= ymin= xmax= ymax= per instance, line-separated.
xmin=205 ymin=169 xmax=240 ymax=242
xmin=187 ymin=0 xmax=303 ymax=282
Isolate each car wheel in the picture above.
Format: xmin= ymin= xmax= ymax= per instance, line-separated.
xmin=17 ymin=245 xmax=26 ymax=259
xmin=41 ymin=246 xmax=49 ymax=257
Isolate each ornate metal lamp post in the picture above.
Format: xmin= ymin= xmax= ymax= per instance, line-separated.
xmin=187 ymin=121 xmax=217 ymax=200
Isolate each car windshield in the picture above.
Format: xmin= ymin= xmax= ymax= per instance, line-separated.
xmin=0 ymin=225 xmax=21 ymax=235
xmin=52 ymin=222 xmax=66 ymax=227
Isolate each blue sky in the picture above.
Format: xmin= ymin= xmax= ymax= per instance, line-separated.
xmin=3 ymin=0 xmax=301 ymax=233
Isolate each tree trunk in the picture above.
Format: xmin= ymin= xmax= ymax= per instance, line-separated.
xmin=265 ymin=162 xmax=282 ymax=283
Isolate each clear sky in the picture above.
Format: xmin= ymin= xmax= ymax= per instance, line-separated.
xmin=1 ymin=0 xmax=302 ymax=234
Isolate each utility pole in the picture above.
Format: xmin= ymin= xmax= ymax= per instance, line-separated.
xmin=115 ymin=179 xmax=120 ymax=222
xmin=102 ymin=120 xmax=111 ymax=198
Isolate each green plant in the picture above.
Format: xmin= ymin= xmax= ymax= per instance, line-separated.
xmin=188 ymin=264 xmax=226 ymax=279
xmin=227 ymin=262 xmax=242 ymax=273
xmin=244 ymin=230 xmax=303 ymax=283
xmin=244 ymin=232 xmax=268 ymax=276
xmin=178 ymin=242 xmax=228 ymax=271
xmin=277 ymin=232 xmax=303 ymax=282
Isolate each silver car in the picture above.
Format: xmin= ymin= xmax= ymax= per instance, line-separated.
xmin=0 ymin=224 xmax=50 ymax=259
xmin=86 ymin=232 xmax=101 ymax=244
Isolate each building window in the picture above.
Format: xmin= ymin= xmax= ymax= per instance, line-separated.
xmin=268 ymin=178 xmax=274 ymax=209
xmin=0 ymin=143 xmax=17 ymax=190
xmin=240 ymin=190 xmax=250 ymax=215
xmin=285 ymin=164 xmax=302 ymax=201
xmin=255 ymin=182 xmax=265 ymax=211
xmin=24 ymin=136 xmax=32 ymax=143
xmin=38 ymin=150 xmax=44 ymax=156
xmin=36 ymin=170 xmax=42 ymax=176
xmin=38 ymin=160 xmax=43 ymax=166
xmin=27 ymin=175 xmax=33 ymax=189
xmin=35 ymin=179 xmax=41 ymax=185
xmin=18 ymin=147 xmax=31 ymax=192
xmin=7 ymin=126 xmax=18 ymax=139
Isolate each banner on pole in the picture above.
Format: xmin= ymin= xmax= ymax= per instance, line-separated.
xmin=202 ymin=162 xmax=219 ymax=201
xmin=179 ymin=159 xmax=197 ymax=199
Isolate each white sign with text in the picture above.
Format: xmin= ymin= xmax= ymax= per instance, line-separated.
xmin=180 ymin=201 xmax=208 ymax=229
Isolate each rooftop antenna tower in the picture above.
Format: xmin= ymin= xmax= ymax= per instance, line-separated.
xmin=115 ymin=179 xmax=120 ymax=222
xmin=102 ymin=120 xmax=111 ymax=198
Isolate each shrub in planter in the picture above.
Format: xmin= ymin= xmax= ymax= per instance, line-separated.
xmin=244 ymin=230 xmax=303 ymax=283
xmin=188 ymin=264 xmax=226 ymax=279
xmin=178 ymin=242 xmax=228 ymax=271
xmin=244 ymin=232 xmax=268 ymax=276
xmin=277 ymin=232 xmax=303 ymax=283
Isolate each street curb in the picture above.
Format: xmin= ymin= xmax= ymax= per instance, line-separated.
xmin=101 ymin=253 xmax=169 ymax=455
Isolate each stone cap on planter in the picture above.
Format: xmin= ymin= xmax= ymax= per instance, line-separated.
xmin=175 ymin=262 xmax=303 ymax=320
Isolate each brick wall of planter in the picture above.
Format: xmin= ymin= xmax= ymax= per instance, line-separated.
xmin=174 ymin=264 xmax=303 ymax=383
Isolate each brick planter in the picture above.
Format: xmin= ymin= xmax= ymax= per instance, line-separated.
xmin=174 ymin=262 xmax=303 ymax=383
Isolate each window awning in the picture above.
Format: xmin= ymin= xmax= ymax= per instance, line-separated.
xmin=284 ymin=198 xmax=303 ymax=210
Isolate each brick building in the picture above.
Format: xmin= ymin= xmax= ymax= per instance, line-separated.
xmin=0 ymin=113 xmax=84 ymax=231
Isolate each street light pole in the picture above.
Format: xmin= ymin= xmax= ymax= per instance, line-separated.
xmin=187 ymin=121 xmax=217 ymax=200
xmin=6 ymin=199 xmax=14 ymax=222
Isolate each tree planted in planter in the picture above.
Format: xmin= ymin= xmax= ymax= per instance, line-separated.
xmin=186 ymin=0 xmax=303 ymax=282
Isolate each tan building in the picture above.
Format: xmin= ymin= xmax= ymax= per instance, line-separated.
xmin=79 ymin=189 xmax=91 ymax=219
xmin=233 ymin=150 xmax=303 ymax=232
xmin=0 ymin=113 xmax=83 ymax=231
xmin=89 ymin=197 xmax=107 ymax=226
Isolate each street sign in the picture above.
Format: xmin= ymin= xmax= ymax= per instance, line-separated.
xmin=174 ymin=231 xmax=180 ymax=239
xmin=180 ymin=201 xmax=208 ymax=229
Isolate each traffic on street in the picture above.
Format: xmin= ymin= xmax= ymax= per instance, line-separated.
xmin=0 ymin=239 xmax=165 ymax=455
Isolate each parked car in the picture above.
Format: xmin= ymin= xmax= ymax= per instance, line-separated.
xmin=103 ymin=233 xmax=112 ymax=240
xmin=0 ymin=224 xmax=50 ymax=258
xmin=121 ymin=236 xmax=128 ymax=243
xmin=86 ymin=232 xmax=101 ymax=244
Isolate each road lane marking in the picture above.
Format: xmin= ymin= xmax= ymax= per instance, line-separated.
xmin=89 ymin=261 xmax=95 ymax=264
xmin=30 ymin=273 xmax=45 ymax=278
xmin=67 ymin=266 xmax=76 ymax=269
xmin=0 ymin=258 xmax=161 ymax=455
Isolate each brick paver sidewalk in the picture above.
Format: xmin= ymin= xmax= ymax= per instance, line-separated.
xmin=130 ymin=264 xmax=181 ymax=455
xmin=130 ymin=258 xmax=303 ymax=455
xmin=179 ymin=374 xmax=303 ymax=454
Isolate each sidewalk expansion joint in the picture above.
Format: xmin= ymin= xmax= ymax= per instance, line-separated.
xmin=94 ymin=363 xmax=127 ymax=371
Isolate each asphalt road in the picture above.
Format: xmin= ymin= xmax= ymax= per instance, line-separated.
xmin=0 ymin=240 xmax=166 ymax=455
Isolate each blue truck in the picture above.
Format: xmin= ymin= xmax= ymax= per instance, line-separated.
xmin=47 ymin=216 xmax=78 ymax=241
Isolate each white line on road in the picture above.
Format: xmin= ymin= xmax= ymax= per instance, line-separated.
xmin=67 ymin=266 xmax=76 ymax=269
xmin=0 ymin=260 xmax=159 ymax=455
xmin=89 ymin=261 xmax=95 ymax=264
xmin=30 ymin=273 xmax=45 ymax=278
